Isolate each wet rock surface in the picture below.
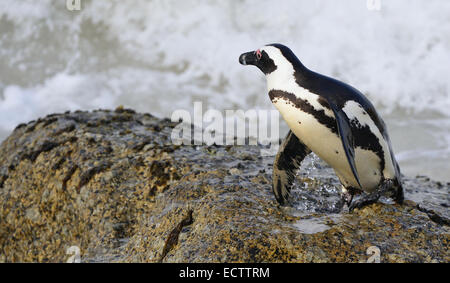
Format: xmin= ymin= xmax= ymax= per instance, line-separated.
xmin=0 ymin=109 xmax=448 ymax=262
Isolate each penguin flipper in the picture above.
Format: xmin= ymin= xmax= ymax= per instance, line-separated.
xmin=328 ymin=101 xmax=363 ymax=189
xmin=273 ymin=130 xmax=311 ymax=205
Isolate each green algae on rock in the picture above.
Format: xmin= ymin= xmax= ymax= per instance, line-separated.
xmin=0 ymin=109 xmax=448 ymax=262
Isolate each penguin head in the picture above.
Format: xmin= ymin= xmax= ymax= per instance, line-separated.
xmin=239 ymin=43 xmax=303 ymax=76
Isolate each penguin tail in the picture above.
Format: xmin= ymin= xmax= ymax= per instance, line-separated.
xmin=393 ymin=179 xmax=404 ymax=204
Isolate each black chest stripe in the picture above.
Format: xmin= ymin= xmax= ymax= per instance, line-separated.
xmin=269 ymin=90 xmax=338 ymax=134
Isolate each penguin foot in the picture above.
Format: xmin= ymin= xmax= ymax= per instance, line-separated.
xmin=341 ymin=186 xmax=361 ymax=209
xmin=346 ymin=179 xmax=403 ymax=212
xmin=348 ymin=192 xmax=381 ymax=212
xmin=341 ymin=191 xmax=354 ymax=207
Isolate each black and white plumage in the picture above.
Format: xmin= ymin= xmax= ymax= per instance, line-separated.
xmin=239 ymin=43 xmax=403 ymax=210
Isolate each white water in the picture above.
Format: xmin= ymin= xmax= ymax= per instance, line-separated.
xmin=0 ymin=0 xmax=449 ymax=181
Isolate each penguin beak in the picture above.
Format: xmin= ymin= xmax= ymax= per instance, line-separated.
xmin=239 ymin=51 xmax=257 ymax=66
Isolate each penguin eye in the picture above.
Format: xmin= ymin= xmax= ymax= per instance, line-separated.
xmin=256 ymin=49 xmax=262 ymax=60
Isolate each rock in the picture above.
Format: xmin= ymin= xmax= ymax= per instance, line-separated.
xmin=0 ymin=109 xmax=448 ymax=262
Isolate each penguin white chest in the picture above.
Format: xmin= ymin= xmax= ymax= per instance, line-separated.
xmin=271 ymin=96 xmax=382 ymax=191
xmin=272 ymin=97 xmax=342 ymax=159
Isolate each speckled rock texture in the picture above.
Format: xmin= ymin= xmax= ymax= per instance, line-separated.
xmin=0 ymin=109 xmax=448 ymax=262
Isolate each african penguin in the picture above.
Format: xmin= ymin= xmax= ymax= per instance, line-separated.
xmin=239 ymin=43 xmax=404 ymax=211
